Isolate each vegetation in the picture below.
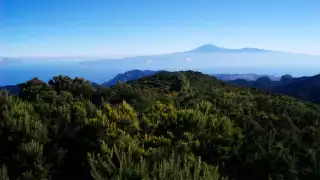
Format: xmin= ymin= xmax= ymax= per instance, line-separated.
xmin=229 ymin=74 xmax=320 ymax=104
xmin=103 ymin=70 xmax=158 ymax=87
xmin=1 ymin=71 xmax=320 ymax=180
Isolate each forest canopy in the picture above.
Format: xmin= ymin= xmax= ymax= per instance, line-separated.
xmin=1 ymin=71 xmax=320 ymax=180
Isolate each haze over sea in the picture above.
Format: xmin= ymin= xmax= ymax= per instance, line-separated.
xmin=1 ymin=48 xmax=320 ymax=86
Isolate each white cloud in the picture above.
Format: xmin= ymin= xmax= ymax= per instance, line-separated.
xmin=186 ymin=57 xmax=193 ymax=62
xmin=146 ymin=60 xmax=153 ymax=64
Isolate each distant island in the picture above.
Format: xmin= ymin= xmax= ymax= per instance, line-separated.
xmin=1 ymin=44 xmax=320 ymax=86
xmin=185 ymin=44 xmax=275 ymax=53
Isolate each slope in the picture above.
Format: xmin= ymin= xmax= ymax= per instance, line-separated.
xmin=101 ymin=69 xmax=280 ymax=87
xmin=0 ymin=85 xmax=20 ymax=94
xmin=229 ymin=73 xmax=320 ymax=104
xmin=274 ymin=74 xmax=320 ymax=104
xmin=1 ymin=71 xmax=320 ymax=180
xmin=102 ymin=69 xmax=158 ymax=86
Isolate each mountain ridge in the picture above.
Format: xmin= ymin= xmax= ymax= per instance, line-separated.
xmin=3 ymin=69 xmax=320 ymax=105
xmin=229 ymin=73 xmax=320 ymax=104
xmin=78 ymin=43 xmax=320 ymax=73
xmin=186 ymin=44 xmax=274 ymax=53
xmin=100 ymin=70 xmax=281 ymax=87
xmin=102 ymin=69 xmax=320 ymax=104
xmin=102 ymin=69 xmax=158 ymax=86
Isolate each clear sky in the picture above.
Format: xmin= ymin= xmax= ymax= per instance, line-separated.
xmin=1 ymin=0 xmax=320 ymax=57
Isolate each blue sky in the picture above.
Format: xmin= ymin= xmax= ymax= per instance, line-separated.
xmin=1 ymin=0 xmax=320 ymax=57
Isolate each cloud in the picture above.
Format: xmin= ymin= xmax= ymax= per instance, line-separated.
xmin=186 ymin=57 xmax=193 ymax=62
xmin=146 ymin=60 xmax=153 ymax=64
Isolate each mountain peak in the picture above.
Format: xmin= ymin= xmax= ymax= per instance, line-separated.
xmin=190 ymin=44 xmax=225 ymax=53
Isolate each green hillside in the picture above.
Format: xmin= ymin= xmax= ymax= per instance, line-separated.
xmin=1 ymin=71 xmax=320 ymax=180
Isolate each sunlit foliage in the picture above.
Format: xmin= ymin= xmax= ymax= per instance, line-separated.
xmin=1 ymin=71 xmax=320 ymax=180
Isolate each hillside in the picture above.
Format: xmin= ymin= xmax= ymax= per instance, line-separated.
xmin=229 ymin=74 xmax=320 ymax=104
xmin=102 ymin=69 xmax=158 ymax=86
xmin=101 ymin=69 xmax=280 ymax=87
xmin=102 ymin=69 xmax=320 ymax=105
xmin=0 ymin=85 xmax=20 ymax=94
xmin=1 ymin=71 xmax=320 ymax=180
xmin=229 ymin=76 xmax=281 ymax=90
xmin=274 ymin=74 xmax=320 ymax=104
xmin=2 ymin=69 xmax=320 ymax=105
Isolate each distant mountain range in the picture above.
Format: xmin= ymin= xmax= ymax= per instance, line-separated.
xmin=80 ymin=44 xmax=320 ymax=76
xmin=80 ymin=44 xmax=279 ymax=69
xmin=213 ymin=73 xmax=280 ymax=81
xmin=185 ymin=44 xmax=274 ymax=53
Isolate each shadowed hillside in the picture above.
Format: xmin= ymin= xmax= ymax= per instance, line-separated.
xmin=102 ymin=69 xmax=158 ymax=86
xmin=0 ymin=85 xmax=20 ymax=94
xmin=274 ymin=74 xmax=320 ymax=104
xmin=229 ymin=73 xmax=320 ymax=104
